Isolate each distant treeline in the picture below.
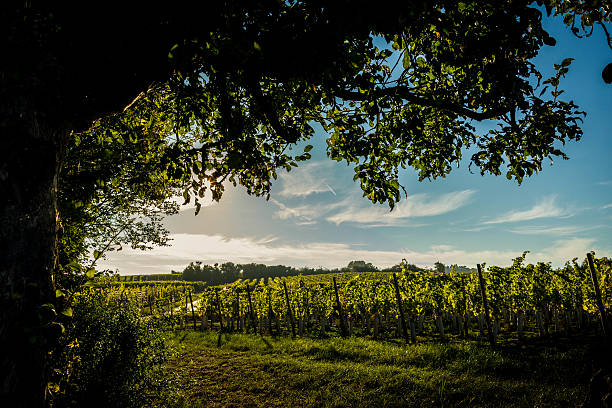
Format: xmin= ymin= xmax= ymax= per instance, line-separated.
xmin=174 ymin=260 xmax=426 ymax=285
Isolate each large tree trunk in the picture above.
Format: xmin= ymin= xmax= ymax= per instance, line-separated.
xmin=0 ymin=108 xmax=63 ymax=407
xmin=0 ymin=5 xmax=170 ymax=406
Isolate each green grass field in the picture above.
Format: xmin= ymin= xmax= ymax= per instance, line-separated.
xmin=144 ymin=330 xmax=607 ymax=407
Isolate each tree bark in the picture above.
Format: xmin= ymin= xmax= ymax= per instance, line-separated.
xmin=0 ymin=110 xmax=63 ymax=407
xmin=0 ymin=6 xmax=169 ymax=407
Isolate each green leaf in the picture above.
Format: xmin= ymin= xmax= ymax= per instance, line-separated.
xmin=86 ymin=268 xmax=95 ymax=279
xmin=603 ymin=62 xmax=612 ymax=84
xmin=55 ymin=289 xmax=64 ymax=298
xmin=304 ymin=145 xmax=313 ymax=152
xmin=61 ymin=307 xmax=73 ymax=317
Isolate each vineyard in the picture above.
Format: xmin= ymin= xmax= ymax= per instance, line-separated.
xmin=93 ymin=253 xmax=611 ymax=347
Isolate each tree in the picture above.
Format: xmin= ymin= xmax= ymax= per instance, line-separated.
xmin=57 ymin=99 xmax=185 ymax=289
xmin=435 ymin=261 xmax=446 ymax=274
xmin=1 ymin=1 xmax=611 ymax=406
xmin=344 ymin=260 xmax=379 ymax=272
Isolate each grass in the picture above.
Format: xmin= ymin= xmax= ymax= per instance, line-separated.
xmin=143 ymin=330 xmax=607 ymax=407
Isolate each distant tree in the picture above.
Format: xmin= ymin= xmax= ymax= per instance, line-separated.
xmin=345 ymin=260 xmax=379 ymax=272
xmin=382 ymin=264 xmax=403 ymax=272
xmin=434 ymin=261 xmax=446 ymax=274
xmin=220 ymin=262 xmax=240 ymax=282
xmin=405 ymin=263 xmax=426 ymax=273
xmin=181 ymin=262 xmax=204 ymax=281
xmin=386 ymin=262 xmax=425 ymax=272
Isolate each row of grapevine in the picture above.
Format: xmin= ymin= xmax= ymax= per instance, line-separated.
xmin=87 ymin=281 xmax=205 ymax=319
xmin=188 ymin=254 xmax=610 ymax=345
xmin=115 ymin=273 xmax=183 ymax=282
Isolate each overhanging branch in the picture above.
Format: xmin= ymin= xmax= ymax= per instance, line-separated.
xmin=334 ymin=87 xmax=510 ymax=121
xmin=249 ymin=78 xmax=300 ymax=143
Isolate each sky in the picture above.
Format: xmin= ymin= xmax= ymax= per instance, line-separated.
xmin=99 ymin=15 xmax=612 ymax=275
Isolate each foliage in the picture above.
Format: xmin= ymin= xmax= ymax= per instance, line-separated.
xmin=57 ymin=91 xmax=187 ymax=289
xmin=185 ymin=254 xmax=611 ymax=323
xmin=49 ymin=290 xmax=169 ymax=408
xmin=148 ymin=0 xmax=606 ymax=210
xmin=28 ymin=0 xmax=608 ymax=215
xmin=343 ymin=260 xmax=379 ymax=272
xmin=178 ymin=261 xmax=350 ymax=285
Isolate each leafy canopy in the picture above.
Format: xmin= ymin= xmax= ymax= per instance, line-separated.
xmin=57 ymin=89 xmax=186 ymax=285
xmin=84 ymin=0 xmax=610 ymax=213
xmin=42 ymin=1 xmax=611 ymax=280
xmin=16 ymin=1 xmax=609 ymax=219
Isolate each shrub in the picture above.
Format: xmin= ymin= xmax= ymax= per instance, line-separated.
xmin=50 ymin=290 xmax=169 ymax=408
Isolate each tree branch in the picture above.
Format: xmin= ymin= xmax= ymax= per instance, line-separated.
xmin=598 ymin=21 xmax=612 ymax=50
xmin=334 ymin=87 xmax=510 ymax=121
xmin=249 ymin=78 xmax=300 ymax=143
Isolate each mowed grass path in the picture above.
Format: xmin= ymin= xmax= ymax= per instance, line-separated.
xmin=146 ymin=331 xmax=603 ymax=407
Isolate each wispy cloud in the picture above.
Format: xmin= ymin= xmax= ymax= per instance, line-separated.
xmin=276 ymin=161 xmax=338 ymax=198
xmin=508 ymin=225 xmax=594 ymax=236
xmin=483 ymin=195 xmax=569 ymax=224
xmin=269 ymin=198 xmax=347 ymax=224
xmin=98 ymin=233 xmax=607 ymax=275
xmin=269 ymin=199 xmax=317 ymax=221
xmin=597 ymin=180 xmax=612 ymax=186
xmin=326 ymin=190 xmax=476 ymax=225
xmin=461 ymin=226 xmax=492 ymax=232
xmin=602 ymin=203 xmax=612 ymax=209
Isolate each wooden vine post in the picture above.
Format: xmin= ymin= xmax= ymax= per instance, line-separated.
xmin=236 ymin=288 xmax=241 ymax=331
xmin=283 ymin=281 xmax=296 ymax=338
xmin=477 ymin=264 xmax=496 ymax=348
xmin=332 ymin=277 xmax=348 ymax=338
xmin=245 ymin=283 xmax=257 ymax=332
xmin=216 ymin=289 xmax=224 ymax=332
xmin=188 ymin=288 xmax=197 ymax=330
xmin=586 ymin=253 xmax=610 ymax=338
xmin=392 ymin=273 xmax=410 ymax=344
xmin=267 ymin=289 xmax=274 ymax=334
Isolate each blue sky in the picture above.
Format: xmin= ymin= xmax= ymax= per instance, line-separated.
xmin=100 ymin=16 xmax=612 ymax=275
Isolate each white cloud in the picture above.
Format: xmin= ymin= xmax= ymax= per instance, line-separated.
xmin=597 ymin=180 xmax=612 ymax=186
xmin=276 ymin=161 xmax=338 ymax=198
xmin=508 ymin=225 xmax=593 ymax=235
xmin=602 ymin=203 xmax=612 ymax=210
xmin=326 ymin=190 xmax=476 ymax=225
xmin=269 ymin=198 xmax=348 ymax=224
xmin=483 ymin=195 xmax=568 ymax=224
xmin=98 ymin=230 xmax=607 ymax=275
xmin=461 ymin=226 xmax=492 ymax=232
xmin=269 ymin=199 xmax=318 ymax=220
